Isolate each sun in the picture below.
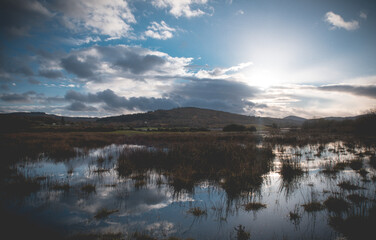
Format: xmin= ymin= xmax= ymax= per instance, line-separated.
xmin=245 ymin=66 xmax=284 ymax=89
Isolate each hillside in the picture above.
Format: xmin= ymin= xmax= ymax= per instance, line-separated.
xmin=2 ymin=107 xmax=346 ymax=131
xmin=97 ymin=107 xmax=304 ymax=127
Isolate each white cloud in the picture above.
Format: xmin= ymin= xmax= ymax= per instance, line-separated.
xmin=195 ymin=62 xmax=252 ymax=79
xmin=325 ymin=11 xmax=359 ymax=31
xmin=360 ymin=11 xmax=367 ymax=19
xmin=52 ymin=0 xmax=136 ymax=38
xmin=151 ymin=0 xmax=209 ymax=18
xmin=236 ymin=10 xmax=244 ymax=15
xmin=144 ymin=21 xmax=176 ymax=40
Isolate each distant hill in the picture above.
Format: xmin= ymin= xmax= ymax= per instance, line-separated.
xmin=97 ymin=107 xmax=305 ymax=127
xmin=2 ymin=107 xmax=365 ymax=131
xmin=283 ymin=116 xmax=306 ymax=122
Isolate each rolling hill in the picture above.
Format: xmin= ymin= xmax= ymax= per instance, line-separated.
xmin=97 ymin=107 xmax=306 ymax=127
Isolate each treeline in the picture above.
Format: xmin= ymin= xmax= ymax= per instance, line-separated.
xmin=302 ymin=112 xmax=376 ymax=135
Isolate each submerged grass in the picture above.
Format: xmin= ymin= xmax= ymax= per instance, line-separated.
xmin=81 ymin=183 xmax=96 ymax=194
xmin=347 ymin=194 xmax=368 ymax=204
xmin=51 ymin=182 xmax=70 ymax=191
xmin=94 ymin=208 xmax=119 ymax=219
xmin=302 ymin=202 xmax=325 ymax=212
xmin=328 ymin=205 xmax=376 ymax=240
xmin=187 ymin=207 xmax=207 ymax=217
xmin=234 ymin=224 xmax=251 ymax=240
xmin=280 ymin=160 xmax=305 ymax=183
xmin=324 ymin=196 xmax=350 ymax=213
xmin=243 ymin=202 xmax=267 ymax=211
xmin=338 ymin=181 xmax=365 ymax=191
xmin=117 ymin=141 xmax=274 ymax=198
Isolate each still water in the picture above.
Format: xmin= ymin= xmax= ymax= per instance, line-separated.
xmin=8 ymin=142 xmax=376 ymax=239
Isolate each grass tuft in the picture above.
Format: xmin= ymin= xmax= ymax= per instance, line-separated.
xmin=243 ymin=202 xmax=267 ymax=211
xmin=94 ymin=208 xmax=119 ymax=219
xmin=302 ymin=202 xmax=325 ymax=212
xmin=187 ymin=207 xmax=207 ymax=217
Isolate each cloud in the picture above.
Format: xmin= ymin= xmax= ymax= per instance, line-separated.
xmin=50 ymin=0 xmax=136 ymax=39
xmin=0 ymin=53 xmax=35 ymax=78
xmin=64 ymin=77 xmax=260 ymax=114
xmin=61 ymin=55 xmax=98 ymax=79
xmin=65 ymin=89 xmax=177 ymax=112
xmin=325 ymin=11 xmax=359 ymax=31
xmin=28 ymin=78 xmax=41 ymax=85
xmin=236 ymin=10 xmax=244 ymax=15
xmin=152 ymin=0 xmax=209 ymax=18
xmin=66 ymin=101 xmax=97 ymax=111
xmin=58 ymin=45 xmax=191 ymax=84
xmin=144 ymin=21 xmax=176 ymax=40
xmin=114 ymin=53 xmax=166 ymax=75
xmin=0 ymin=91 xmax=37 ymax=103
xmin=39 ymin=69 xmax=63 ymax=79
xmin=195 ymin=62 xmax=252 ymax=78
xmin=0 ymin=0 xmax=53 ymax=36
xmin=360 ymin=11 xmax=367 ymax=19
xmin=318 ymin=84 xmax=376 ymax=99
xmin=168 ymin=79 xmax=259 ymax=113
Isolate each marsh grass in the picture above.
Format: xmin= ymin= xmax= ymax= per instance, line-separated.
xmin=301 ymin=202 xmax=325 ymax=212
xmin=117 ymin=141 xmax=273 ymax=198
xmin=81 ymin=183 xmax=96 ymax=194
xmin=338 ymin=181 xmax=365 ymax=191
xmin=1 ymin=173 xmax=40 ymax=197
xmin=94 ymin=208 xmax=119 ymax=219
xmin=321 ymin=161 xmax=349 ymax=175
xmin=187 ymin=207 xmax=207 ymax=217
xmin=324 ymin=196 xmax=350 ymax=213
xmin=347 ymin=194 xmax=368 ymax=204
xmin=70 ymin=232 xmax=124 ymax=240
xmin=93 ymin=168 xmax=110 ymax=174
xmin=349 ymin=159 xmax=363 ymax=171
xmin=370 ymin=156 xmax=376 ymax=169
xmin=51 ymin=182 xmax=70 ymax=191
xmin=234 ymin=224 xmax=251 ymax=240
xmin=328 ymin=205 xmax=376 ymax=240
xmin=289 ymin=206 xmax=301 ymax=224
xmin=280 ymin=160 xmax=305 ymax=183
xmin=243 ymin=202 xmax=267 ymax=211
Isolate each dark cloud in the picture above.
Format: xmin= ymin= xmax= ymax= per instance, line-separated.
xmin=61 ymin=55 xmax=98 ymax=79
xmin=65 ymin=90 xmax=100 ymax=102
xmin=64 ymin=79 xmax=260 ymax=114
xmin=65 ymin=89 xmax=178 ymax=112
xmin=318 ymin=85 xmax=376 ymax=99
xmin=0 ymin=52 xmax=34 ymax=78
xmin=39 ymin=69 xmax=63 ymax=79
xmin=0 ymin=84 xmax=9 ymax=91
xmin=66 ymin=101 xmax=97 ymax=111
xmin=28 ymin=78 xmax=41 ymax=85
xmin=115 ymin=53 xmax=166 ymax=74
xmin=0 ymin=0 xmax=52 ymax=37
xmin=168 ymin=79 xmax=260 ymax=113
xmin=0 ymin=92 xmax=31 ymax=102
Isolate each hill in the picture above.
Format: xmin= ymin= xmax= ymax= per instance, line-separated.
xmin=97 ymin=107 xmax=304 ymax=128
xmin=4 ymin=107 xmax=363 ymax=132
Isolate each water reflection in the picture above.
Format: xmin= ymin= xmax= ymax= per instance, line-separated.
xmin=4 ymin=141 xmax=376 ymax=239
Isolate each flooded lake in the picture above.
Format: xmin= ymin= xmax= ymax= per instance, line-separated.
xmin=4 ymin=141 xmax=376 ymax=239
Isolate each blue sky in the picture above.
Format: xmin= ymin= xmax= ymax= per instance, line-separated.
xmin=0 ymin=0 xmax=375 ymax=118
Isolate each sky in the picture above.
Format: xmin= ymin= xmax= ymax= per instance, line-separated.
xmin=0 ymin=0 xmax=376 ymax=118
